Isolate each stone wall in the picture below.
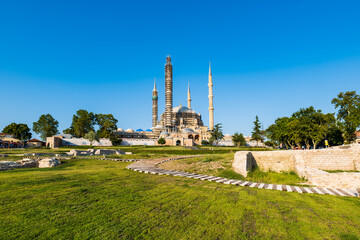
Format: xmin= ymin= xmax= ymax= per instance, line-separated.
xmin=62 ymin=138 xmax=112 ymax=146
xmin=301 ymin=149 xmax=358 ymax=171
xmin=234 ymin=147 xmax=360 ymax=176
xmin=233 ymin=146 xmax=360 ymax=189
xmin=121 ymin=139 xmax=156 ymax=146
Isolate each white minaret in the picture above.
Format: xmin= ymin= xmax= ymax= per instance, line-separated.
xmin=208 ymin=62 xmax=214 ymax=131
xmin=152 ymin=78 xmax=158 ymax=127
xmin=187 ymin=82 xmax=191 ymax=109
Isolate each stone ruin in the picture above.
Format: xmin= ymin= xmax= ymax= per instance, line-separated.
xmin=67 ymin=149 xmax=126 ymax=156
xmin=38 ymin=158 xmax=61 ymax=168
xmin=0 ymin=158 xmax=61 ymax=171
xmin=0 ymin=148 xmax=130 ymax=171
xmin=233 ymin=144 xmax=360 ymax=191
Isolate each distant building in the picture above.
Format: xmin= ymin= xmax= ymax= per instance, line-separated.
xmin=0 ymin=133 xmax=21 ymax=148
xmin=355 ymin=130 xmax=360 ymax=144
xmin=114 ymin=56 xmax=215 ymax=146
xmin=27 ymin=139 xmax=45 ymax=148
xmin=46 ymin=134 xmax=112 ymax=148
xmin=244 ymin=135 xmax=265 ymax=147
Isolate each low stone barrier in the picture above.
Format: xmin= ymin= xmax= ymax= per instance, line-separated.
xmin=0 ymin=159 xmax=39 ymax=170
xmin=233 ymin=146 xmax=360 ymax=190
xmin=126 ymin=155 xmax=358 ymax=197
xmin=68 ymin=149 xmax=126 ymax=156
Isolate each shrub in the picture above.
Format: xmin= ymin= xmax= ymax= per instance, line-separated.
xmin=157 ymin=138 xmax=166 ymax=145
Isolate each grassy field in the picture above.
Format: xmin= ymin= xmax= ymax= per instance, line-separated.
xmin=0 ymin=145 xmax=270 ymax=156
xmin=1 ymin=155 xmax=360 ymax=239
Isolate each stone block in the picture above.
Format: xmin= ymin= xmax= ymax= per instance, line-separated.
xmin=233 ymin=151 xmax=253 ymax=177
xmin=0 ymin=161 xmax=20 ymax=170
xmin=16 ymin=159 xmax=38 ymax=168
xmin=38 ymin=158 xmax=61 ymax=168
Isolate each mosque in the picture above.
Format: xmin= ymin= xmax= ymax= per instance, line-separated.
xmin=115 ymin=56 xmax=217 ymax=146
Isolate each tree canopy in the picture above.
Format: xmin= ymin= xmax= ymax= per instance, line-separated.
xmin=331 ymin=91 xmax=360 ymax=143
xmin=157 ymin=138 xmax=166 ymax=145
xmin=3 ymin=123 xmax=32 ymax=140
xmin=63 ymin=109 xmax=96 ymax=138
xmin=232 ymin=132 xmax=246 ymax=147
xmin=84 ymin=130 xmax=99 ymax=146
xmin=211 ymin=123 xmax=224 ymax=146
xmin=251 ymin=116 xmax=264 ymax=147
xmin=95 ymin=114 xmax=118 ymax=138
xmin=266 ymin=106 xmax=338 ymax=149
xmin=32 ymin=114 xmax=59 ymax=141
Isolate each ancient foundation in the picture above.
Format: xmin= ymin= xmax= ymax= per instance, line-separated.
xmin=233 ymin=146 xmax=360 ymax=190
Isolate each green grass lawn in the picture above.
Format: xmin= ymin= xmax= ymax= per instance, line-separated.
xmin=1 ymin=158 xmax=359 ymax=239
xmin=0 ymin=145 xmax=271 ymax=157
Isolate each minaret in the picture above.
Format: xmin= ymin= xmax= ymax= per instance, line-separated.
xmin=165 ymin=56 xmax=173 ymax=127
xmin=187 ymin=82 xmax=191 ymax=109
xmin=208 ymin=62 xmax=214 ymax=131
xmin=152 ymin=78 xmax=158 ymax=127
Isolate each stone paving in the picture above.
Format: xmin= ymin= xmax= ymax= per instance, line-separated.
xmin=124 ymin=155 xmax=359 ymax=197
xmin=97 ymin=158 xmax=139 ymax=162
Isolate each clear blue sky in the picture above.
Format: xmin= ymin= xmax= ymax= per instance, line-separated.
xmin=1 ymin=0 xmax=360 ymax=137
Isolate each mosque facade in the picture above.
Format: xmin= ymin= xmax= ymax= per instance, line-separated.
xmin=115 ymin=56 xmax=215 ymax=146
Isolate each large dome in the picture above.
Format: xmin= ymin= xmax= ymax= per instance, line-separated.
xmin=117 ymin=128 xmax=124 ymax=132
xmin=125 ymin=129 xmax=134 ymax=133
xmin=135 ymin=129 xmax=144 ymax=132
xmin=172 ymin=105 xmax=193 ymax=113
xmin=160 ymin=131 xmax=169 ymax=137
xmin=182 ymin=128 xmax=195 ymax=134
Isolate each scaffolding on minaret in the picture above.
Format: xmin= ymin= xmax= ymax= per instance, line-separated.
xmin=152 ymin=78 xmax=158 ymax=127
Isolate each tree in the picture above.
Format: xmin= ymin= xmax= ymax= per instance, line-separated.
xmin=3 ymin=123 xmax=32 ymax=140
xmin=267 ymin=107 xmax=337 ymax=150
xmin=211 ymin=123 xmax=224 ymax=146
xmin=158 ymin=137 xmax=166 ymax=145
xmin=201 ymin=140 xmax=210 ymax=146
xmin=63 ymin=126 xmax=75 ymax=135
xmin=291 ymin=106 xmax=334 ymax=149
xmin=266 ymin=117 xmax=292 ymax=149
xmin=84 ymin=130 xmax=99 ymax=146
xmin=327 ymin=124 xmax=344 ymax=146
xmin=66 ymin=109 xmax=96 ymax=138
xmin=331 ymin=91 xmax=360 ymax=143
xmin=95 ymin=114 xmax=118 ymax=138
xmin=110 ymin=134 xmax=122 ymax=146
xmin=251 ymin=116 xmax=264 ymax=147
xmin=32 ymin=114 xmax=59 ymax=141
xmin=265 ymin=141 xmax=275 ymax=148
xmin=232 ymin=132 xmax=246 ymax=147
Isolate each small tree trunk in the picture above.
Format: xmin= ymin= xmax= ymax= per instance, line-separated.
xmin=287 ymin=140 xmax=295 ymax=149
xmin=312 ymin=140 xmax=318 ymax=150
